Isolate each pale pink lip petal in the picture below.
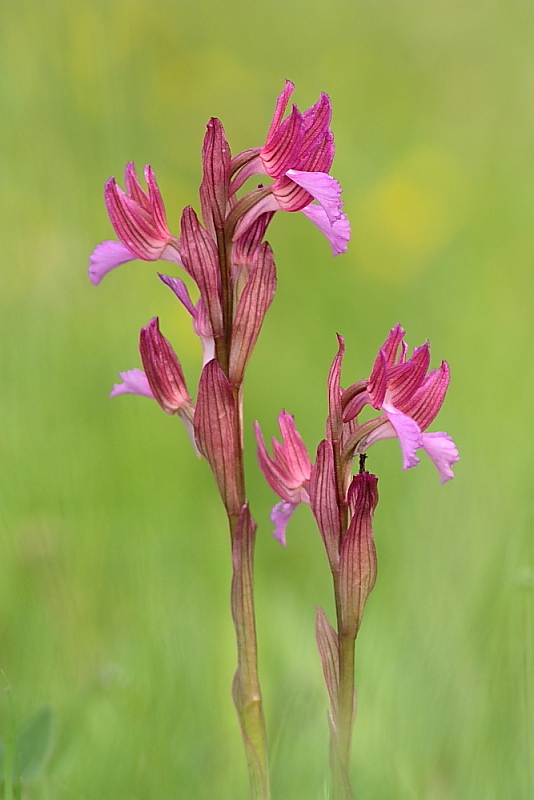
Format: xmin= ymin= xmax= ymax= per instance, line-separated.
xmin=300 ymin=204 xmax=350 ymax=255
xmin=383 ymin=402 xmax=422 ymax=471
xmin=109 ymin=368 xmax=154 ymax=399
xmin=286 ymin=169 xmax=342 ymax=224
xmin=270 ymin=501 xmax=298 ymax=546
xmin=88 ymin=240 xmax=138 ymax=285
xmin=421 ymin=432 xmax=459 ymax=483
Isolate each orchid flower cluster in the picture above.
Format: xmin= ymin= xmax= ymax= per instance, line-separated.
xmin=256 ymin=324 xmax=458 ymax=547
xmin=89 ymin=81 xmax=458 ymax=800
xmin=255 ymin=329 xmax=458 ymax=796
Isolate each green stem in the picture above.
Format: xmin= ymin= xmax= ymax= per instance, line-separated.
xmin=337 ymin=631 xmax=356 ymax=768
xmin=331 ymin=579 xmax=356 ymax=800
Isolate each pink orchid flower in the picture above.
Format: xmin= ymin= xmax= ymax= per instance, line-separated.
xmin=89 ymin=163 xmax=180 ymax=285
xmin=343 ymin=324 xmax=459 ymax=483
xmin=110 ymin=318 xmax=198 ymax=455
xmin=254 ymin=411 xmax=312 ymax=545
xmin=231 ymin=81 xmax=350 ymax=255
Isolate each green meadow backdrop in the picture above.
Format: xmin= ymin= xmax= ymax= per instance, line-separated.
xmin=1 ymin=0 xmax=533 ymax=797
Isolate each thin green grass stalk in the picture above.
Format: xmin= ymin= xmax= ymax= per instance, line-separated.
xmin=1 ymin=672 xmax=15 ymax=800
xmin=522 ymin=575 xmax=534 ymax=798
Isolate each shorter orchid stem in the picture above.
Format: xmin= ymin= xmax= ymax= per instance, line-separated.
xmin=337 ymin=631 xmax=356 ymax=770
xmin=331 ymin=578 xmax=356 ymax=800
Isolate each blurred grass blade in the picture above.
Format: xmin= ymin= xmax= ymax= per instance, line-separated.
xmin=13 ymin=704 xmax=54 ymax=782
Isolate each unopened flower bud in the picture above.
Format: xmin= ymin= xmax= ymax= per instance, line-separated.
xmin=339 ymin=472 xmax=378 ymax=636
xmin=139 ymin=317 xmax=191 ymax=415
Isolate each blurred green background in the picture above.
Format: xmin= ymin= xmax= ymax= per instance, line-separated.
xmin=1 ymin=0 xmax=533 ymax=797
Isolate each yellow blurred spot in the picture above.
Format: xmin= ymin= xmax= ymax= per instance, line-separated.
xmin=348 ymin=149 xmax=469 ymax=283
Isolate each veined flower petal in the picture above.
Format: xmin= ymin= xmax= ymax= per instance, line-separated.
xmin=380 ymin=323 xmax=406 ymax=367
xmin=401 ymin=361 xmax=450 ymax=430
xmin=387 ymin=343 xmax=430 ymax=407
xmin=229 ymin=243 xmax=276 ymax=387
xmin=139 ymin=318 xmax=191 ymax=415
xmin=265 ymin=79 xmax=295 ymax=142
xmin=260 ymin=104 xmax=304 ymax=178
xmin=367 ymin=348 xmax=388 ymax=409
xmin=298 ymin=93 xmax=332 ymax=165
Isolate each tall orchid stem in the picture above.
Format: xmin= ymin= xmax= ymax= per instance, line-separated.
xmin=332 ymin=577 xmax=356 ymax=800
xmin=217 ymin=224 xmax=270 ymax=800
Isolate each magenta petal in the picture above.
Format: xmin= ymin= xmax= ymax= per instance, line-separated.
xmin=109 ymin=368 xmax=154 ymax=399
xmin=229 ymin=242 xmax=276 ymax=386
xmin=275 ymin=410 xmax=312 ymax=484
xmin=88 ymin=240 xmax=138 ymax=285
xmin=179 ymin=206 xmax=223 ymax=337
xmin=270 ymin=501 xmax=297 ymax=546
xmin=286 ymin=170 xmax=342 ymax=224
xmin=194 ymin=360 xmax=240 ymax=515
xmin=388 ymin=343 xmax=431 ymax=408
xmin=327 ymin=335 xmax=345 ymax=444
xmin=300 ymin=203 xmax=350 ymax=255
xmin=367 ymin=348 xmax=389 ymax=410
xmin=254 ymin=421 xmax=291 ymax=501
xmin=299 ymin=93 xmax=332 ymax=163
xmin=158 ymin=274 xmax=196 ymax=315
xmin=261 ymin=104 xmax=304 ymax=178
xmin=383 ymin=402 xmax=422 ymax=470
xmin=139 ymin=317 xmax=190 ymax=414
xmin=265 ymin=79 xmax=295 ymax=143
xmin=232 ymin=193 xmax=280 ymax=241
xmin=403 ymin=361 xmax=450 ymax=431
xmin=421 ymin=432 xmax=459 ymax=483
xmin=309 ymin=440 xmax=341 ymax=569
xmin=379 ymin=323 xmax=406 ymax=367
xmin=339 ymin=472 xmax=378 ymax=635
xmin=199 ymin=117 xmax=231 ymax=234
